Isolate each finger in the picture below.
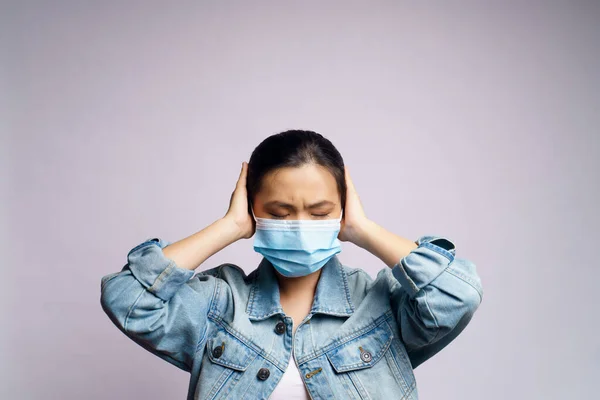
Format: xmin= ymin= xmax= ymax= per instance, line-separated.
xmin=345 ymin=166 xmax=356 ymax=193
xmin=236 ymin=162 xmax=248 ymax=188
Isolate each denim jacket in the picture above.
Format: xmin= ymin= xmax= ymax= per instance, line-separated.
xmin=100 ymin=235 xmax=483 ymax=400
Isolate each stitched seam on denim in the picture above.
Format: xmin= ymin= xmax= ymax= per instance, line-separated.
xmin=208 ymin=355 xmax=252 ymax=372
xmin=398 ymin=258 xmax=419 ymax=295
xmin=238 ymin=378 xmax=252 ymax=400
xmin=249 ymin=310 xmax=285 ymax=320
xmin=446 ymin=265 xmax=483 ymax=301
xmin=195 ymin=279 xmax=217 ymax=354
xmin=239 ymin=371 xmax=257 ymax=400
xmin=320 ymin=360 xmax=337 ymax=399
xmin=340 ymin=373 xmax=362 ymax=400
xmin=123 ymin=287 xmax=146 ymax=332
xmin=422 ymin=288 xmax=441 ymax=346
xmin=310 ymin=260 xmax=354 ymax=316
xmin=348 ymin=371 xmax=370 ymax=399
xmin=340 ymin=262 xmax=355 ymax=313
xmin=218 ymin=369 xmax=243 ymax=399
xmin=384 ymin=320 xmax=413 ymax=391
xmin=419 ymin=242 xmax=455 ymax=262
xmin=195 ymin=323 xmax=209 ymax=358
xmin=353 ymin=268 xmax=372 ymax=285
xmin=384 ymin=351 xmax=409 ymax=394
xmin=207 ymin=273 xmax=223 ymax=320
xmin=206 ymin=367 xmax=234 ymax=400
xmin=309 ymin=320 xmax=316 ymax=351
xmin=245 ymin=270 xmax=258 ymax=315
xmin=246 ymin=267 xmax=285 ymax=320
xmin=340 ymin=370 xmax=360 ymax=399
xmin=310 ymin=309 xmax=353 ymax=317
xmin=148 ymin=259 xmax=174 ymax=296
xmin=265 ymin=332 xmax=277 ymax=358
xmin=394 ymin=334 xmax=417 ymax=387
xmin=126 ymin=240 xmax=157 ymax=258
xmin=447 ymin=266 xmax=480 ymax=289
xmin=123 ymin=287 xmax=191 ymax=369
xmin=207 ymin=336 xmax=259 ymax=370
xmin=404 ymin=380 xmax=417 ymax=399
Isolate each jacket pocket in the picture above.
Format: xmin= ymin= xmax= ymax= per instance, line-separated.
xmin=326 ymin=321 xmax=393 ymax=373
xmin=325 ymin=320 xmax=416 ymax=399
xmin=206 ymin=329 xmax=257 ymax=371
xmin=197 ymin=329 xmax=259 ymax=400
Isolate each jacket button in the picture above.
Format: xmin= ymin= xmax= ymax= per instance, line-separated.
xmin=275 ymin=321 xmax=286 ymax=335
xmin=257 ymin=367 xmax=270 ymax=381
xmin=360 ymin=350 xmax=372 ymax=363
xmin=212 ymin=345 xmax=223 ymax=359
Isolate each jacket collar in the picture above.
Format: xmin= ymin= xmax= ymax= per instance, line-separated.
xmin=246 ymin=255 xmax=355 ymax=321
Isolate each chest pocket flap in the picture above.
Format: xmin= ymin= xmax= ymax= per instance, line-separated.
xmin=325 ymin=321 xmax=393 ymax=373
xmin=206 ymin=329 xmax=258 ymax=371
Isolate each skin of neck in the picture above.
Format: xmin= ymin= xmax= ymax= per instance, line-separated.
xmin=275 ymin=268 xmax=323 ymax=304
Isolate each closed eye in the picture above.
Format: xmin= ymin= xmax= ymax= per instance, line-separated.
xmin=268 ymin=213 xmax=331 ymax=219
xmin=269 ymin=213 xmax=289 ymax=219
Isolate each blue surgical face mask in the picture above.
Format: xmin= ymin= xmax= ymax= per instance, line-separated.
xmin=251 ymin=207 xmax=343 ymax=277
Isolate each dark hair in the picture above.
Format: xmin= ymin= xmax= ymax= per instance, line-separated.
xmin=247 ymin=130 xmax=346 ymax=209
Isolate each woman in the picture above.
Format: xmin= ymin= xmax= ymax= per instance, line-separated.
xmin=100 ymin=130 xmax=483 ymax=400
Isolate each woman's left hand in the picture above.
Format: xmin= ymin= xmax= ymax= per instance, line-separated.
xmin=338 ymin=166 xmax=371 ymax=245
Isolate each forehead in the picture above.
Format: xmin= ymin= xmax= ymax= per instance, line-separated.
xmin=256 ymin=164 xmax=339 ymax=203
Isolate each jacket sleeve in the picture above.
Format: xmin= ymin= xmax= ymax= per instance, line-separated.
xmin=389 ymin=235 xmax=483 ymax=369
xmin=100 ymin=238 xmax=217 ymax=372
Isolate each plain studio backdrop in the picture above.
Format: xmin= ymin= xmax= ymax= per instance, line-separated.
xmin=2 ymin=1 xmax=599 ymax=399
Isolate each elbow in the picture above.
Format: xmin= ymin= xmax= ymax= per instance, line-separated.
xmin=458 ymin=284 xmax=483 ymax=324
xmin=99 ymin=271 xmax=140 ymax=331
xmin=468 ymin=280 xmax=483 ymax=310
xmin=462 ymin=270 xmax=483 ymax=321
xmin=431 ymin=270 xmax=483 ymax=335
xmin=447 ymin=258 xmax=483 ymax=318
xmin=100 ymin=280 xmax=124 ymax=330
xmin=441 ymin=280 xmax=483 ymax=340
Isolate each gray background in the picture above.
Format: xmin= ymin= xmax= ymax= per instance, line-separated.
xmin=3 ymin=1 xmax=599 ymax=399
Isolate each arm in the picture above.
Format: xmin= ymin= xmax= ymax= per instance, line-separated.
xmin=100 ymin=229 xmax=231 ymax=371
xmin=100 ymin=162 xmax=254 ymax=370
xmin=358 ymin=226 xmax=484 ymax=368
xmin=339 ymin=167 xmax=483 ymax=368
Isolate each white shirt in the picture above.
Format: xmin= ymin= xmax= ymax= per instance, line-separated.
xmin=269 ymin=354 xmax=310 ymax=399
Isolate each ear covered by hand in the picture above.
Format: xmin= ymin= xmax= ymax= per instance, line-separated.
xmin=224 ymin=162 xmax=255 ymax=239
xmin=338 ymin=166 xmax=369 ymax=244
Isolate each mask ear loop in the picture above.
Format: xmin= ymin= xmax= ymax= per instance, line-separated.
xmin=250 ymin=205 xmax=258 ymax=221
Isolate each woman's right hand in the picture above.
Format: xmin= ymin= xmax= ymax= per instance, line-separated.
xmin=224 ymin=162 xmax=255 ymax=240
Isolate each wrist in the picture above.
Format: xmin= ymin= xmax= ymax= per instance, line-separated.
xmin=351 ymin=218 xmax=378 ymax=250
xmin=217 ymin=216 xmax=246 ymax=244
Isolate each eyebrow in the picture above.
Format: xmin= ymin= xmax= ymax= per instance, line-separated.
xmin=263 ymin=200 xmax=336 ymax=210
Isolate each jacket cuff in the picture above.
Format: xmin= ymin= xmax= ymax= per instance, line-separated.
xmin=127 ymin=238 xmax=194 ymax=301
xmin=391 ymin=235 xmax=456 ymax=298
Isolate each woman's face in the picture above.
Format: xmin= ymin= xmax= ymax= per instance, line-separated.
xmin=252 ymin=164 xmax=342 ymax=220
